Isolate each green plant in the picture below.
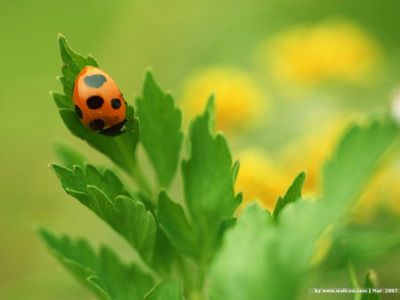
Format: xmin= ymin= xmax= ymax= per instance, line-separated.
xmin=40 ymin=35 xmax=400 ymax=300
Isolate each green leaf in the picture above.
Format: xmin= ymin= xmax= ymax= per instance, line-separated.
xmin=209 ymin=118 xmax=399 ymax=300
xmin=39 ymin=228 xmax=154 ymax=300
xmin=145 ymin=281 xmax=183 ymax=300
xmin=51 ymin=163 xmax=157 ymax=264
xmin=53 ymin=34 xmax=140 ymax=178
xmin=278 ymin=119 xmax=399 ymax=270
xmin=270 ymin=119 xmax=400 ymax=296
xmin=57 ymin=34 xmax=98 ymax=99
xmin=323 ymin=220 xmax=400 ymax=269
xmin=181 ymin=97 xmax=241 ymax=258
xmin=273 ymin=171 xmax=306 ymax=220
xmin=361 ymin=270 xmax=381 ymax=300
xmin=137 ymin=72 xmax=183 ymax=188
xmin=323 ymin=119 xmax=399 ymax=213
xmin=157 ymin=191 xmax=199 ymax=258
xmin=348 ymin=261 xmax=361 ymax=290
xmin=209 ymin=203 xmax=273 ymax=300
xmin=151 ymin=225 xmax=181 ymax=275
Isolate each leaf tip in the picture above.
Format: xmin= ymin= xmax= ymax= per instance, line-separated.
xmin=34 ymin=224 xmax=45 ymax=235
xmin=36 ymin=226 xmax=53 ymax=243
xmin=48 ymin=162 xmax=57 ymax=169
xmin=195 ymin=94 xmax=216 ymax=132
xmin=57 ymin=33 xmax=68 ymax=49
xmin=232 ymin=160 xmax=240 ymax=182
xmin=205 ymin=94 xmax=216 ymax=115
xmin=365 ymin=269 xmax=379 ymax=286
xmin=57 ymin=32 xmax=66 ymax=39
xmin=143 ymin=68 xmax=158 ymax=92
xmin=158 ymin=189 xmax=168 ymax=200
xmin=144 ymin=67 xmax=154 ymax=79
xmin=297 ymin=171 xmax=307 ymax=184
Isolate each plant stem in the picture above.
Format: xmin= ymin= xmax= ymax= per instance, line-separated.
xmin=188 ymin=259 xmax=207 ymax=300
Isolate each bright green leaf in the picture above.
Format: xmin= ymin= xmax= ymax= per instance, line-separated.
xmin=182 ymin=97 xmax=241 ymax=258
xmin=39 ymin=228 xmax=154 ymax=300
xmin=145 ymin=281 xmax=183 ymax=300
xmin=137 ymin=72 xmax=183 ymax=188
xmin=158 ymin=191 xmax=199 ymax=258
xmin=209 ymin=203 xmax=273 ymax=300
xmin=53 ymin=34 xmax=140 ymax=178
xmin=51 ymin=163 xmax=156 ymax=264
xmin=273 ymin=171 xmax=306 ymax=220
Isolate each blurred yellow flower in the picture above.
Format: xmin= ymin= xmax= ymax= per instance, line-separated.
xmin=283 ymin=117 xmax=400 ymax=218
xmin=181 ymin=67 xmax=266 ymax=133
xmin=235 ymin=118 xmax=400 ymax=218
xmin=282 ymin=119 xmax=348 ymax=196
xmin=356 ymin=161 xmax=400 ymax=219
xmin=236 ymin=149 xmax=290 ymax=211
xmin=261 ymin=20 xmax=381 ymax=86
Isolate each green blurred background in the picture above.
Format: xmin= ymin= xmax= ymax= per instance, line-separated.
xmin=1 ymin=0 xmax=400 ymax=299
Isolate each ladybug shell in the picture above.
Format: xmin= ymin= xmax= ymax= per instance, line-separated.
xmin=73 ymin=66 xmax=126 ymax=134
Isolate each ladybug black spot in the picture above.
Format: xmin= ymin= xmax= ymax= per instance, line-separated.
xmin=89 ymin=119 xmax=105 ymax=131
xmin=74 ymin=105 xmax=83 ymax=119
xmin=111 ymin=98 xmax=122 ymax=109
xmin=87 ymin=96 xmax=104 ymax=109
xmin=84 ymin=74 xmax=107 ymax=88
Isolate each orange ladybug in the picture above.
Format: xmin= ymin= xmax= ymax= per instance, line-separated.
xmin=73 ymin=66 xmax=127 ymax=135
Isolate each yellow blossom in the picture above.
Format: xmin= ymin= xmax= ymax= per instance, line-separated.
xmin=261 ymin=20 xmax=381 ymax=86
xmin=282 ymin=119 xmax=348 ymax=196
xmin=181 ymin=67 xmax=266 ymax=133
xmin=283 ymin=117 xmax=400 ymax=218
xmin=235 ymin=120 xmax=347 ymax=213
xmin=235 ymin=149 xmax=290 ymax=211
xmin=355 ymin=161 xmax=400 ymax=219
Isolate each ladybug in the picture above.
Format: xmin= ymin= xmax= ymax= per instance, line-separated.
xmin=73 ymin=66 xmax=127 ymax=135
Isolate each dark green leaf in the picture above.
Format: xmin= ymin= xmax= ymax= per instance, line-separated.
xmin=39 ymin=228 xmax=154 ymax=300
xmin=273 ymin=171 xmax=306 ymax=220
xmin=158 ymin=191 xmax=199 ymax=258
xmin=53 ymin=34 xmax=140 ymax=177
xmin=151 ymin=225 xmax=181 ymax=275
xmin=51 ymin=163 xmax=156 ymax=264
xmin=137 ymin=72 xmax=183 ymax=188
xmin=145 ymin=281 xmax=184 ymax=300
